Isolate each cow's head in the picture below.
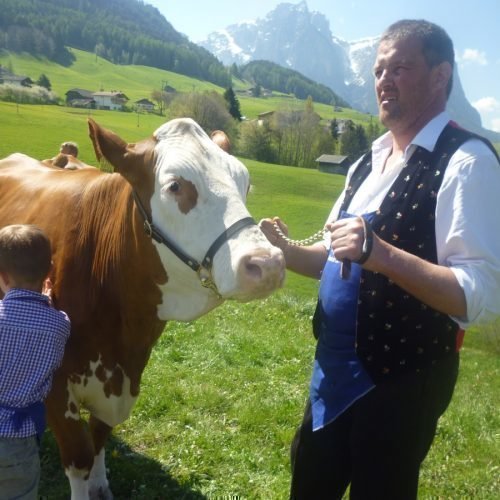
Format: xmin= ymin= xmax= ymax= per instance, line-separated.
xmin=88 ymin=118 xmax=285 ymax=320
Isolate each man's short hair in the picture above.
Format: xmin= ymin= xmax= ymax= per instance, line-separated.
xmin=0 ymin=224 xmax=52 ymax=285
xmin=380 ymin=19 xmax=455 ymax=97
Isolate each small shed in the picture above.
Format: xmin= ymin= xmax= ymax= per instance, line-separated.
xmin=316 ymin=154 xmax=350 ymax=175
xmin=135 ymin=98 xmax=155 ymax=112
xmin=257 ymin=110 xmax=275 ymax=126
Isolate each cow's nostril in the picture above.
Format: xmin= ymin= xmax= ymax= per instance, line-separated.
xmin=245 ymin=260 xmax=263 ymax=280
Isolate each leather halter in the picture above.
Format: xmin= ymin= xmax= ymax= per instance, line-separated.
xmin=132 ymin=191 xmax=256 ymax=297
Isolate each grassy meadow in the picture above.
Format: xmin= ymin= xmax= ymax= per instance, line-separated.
xmin=0 ymin=48 xmax=373 ymax=124
xmin=0 ymin=72 xmax=499 ymax=498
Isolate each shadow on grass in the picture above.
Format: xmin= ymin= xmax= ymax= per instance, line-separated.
xmin=39 ymin=430 xmax=207 ymax=500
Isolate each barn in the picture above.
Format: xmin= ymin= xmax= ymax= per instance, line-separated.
xmin=315 ymin=154 xmax=350 ymax=175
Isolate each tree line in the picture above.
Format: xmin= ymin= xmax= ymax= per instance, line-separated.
xmin=167 ymin=91 xmax=383 ymax=169
xmin=237 ymin=60 xmax=350 ymax=108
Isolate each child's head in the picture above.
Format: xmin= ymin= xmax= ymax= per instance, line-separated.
xmin=60 ymin=141 xmax=78 ymax=157
xmin=0 ymin=224 xmax=52 ymax=291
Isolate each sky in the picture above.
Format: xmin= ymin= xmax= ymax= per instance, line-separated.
xmin=146 ymin=0 xmax=500 ymax=132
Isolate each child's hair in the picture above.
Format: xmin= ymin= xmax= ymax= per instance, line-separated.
xmin=0 ymin=224 xmax=52 ymax=285
xmin=60 ymin=141 xmax=79 ymax=157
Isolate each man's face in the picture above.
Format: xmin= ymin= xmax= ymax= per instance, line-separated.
xmin=373 ymin=36 xmax=444 ymax=136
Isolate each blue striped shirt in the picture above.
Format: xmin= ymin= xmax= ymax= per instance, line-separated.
xmin=0 ymin=288 xmax=70 ymax=438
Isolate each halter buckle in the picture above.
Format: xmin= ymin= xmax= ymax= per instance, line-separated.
xmin=143 ymin=220 xmax=153 ymax=238
xmin=197 ymin=267 xmax=221 ymax=299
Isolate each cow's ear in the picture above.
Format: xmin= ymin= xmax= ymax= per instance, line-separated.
xmin=88 ymin=118 xmax=129 ymax=171
xmin=88 ymin=119 xmax=156 ymax=182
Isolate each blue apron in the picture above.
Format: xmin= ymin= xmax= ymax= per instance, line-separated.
xmin=310 ymin=211 xmax=376 ymax=431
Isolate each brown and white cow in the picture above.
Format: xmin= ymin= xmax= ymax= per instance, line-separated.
xmin=0 ymin=117 xmax=285 ymax=499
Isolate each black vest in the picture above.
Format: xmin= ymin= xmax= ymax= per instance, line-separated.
xmin=336 ymin=123 xmax=499 ymax=383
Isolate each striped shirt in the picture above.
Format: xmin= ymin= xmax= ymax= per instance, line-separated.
xmin=0 ymin=288 xmax=70 ymax=438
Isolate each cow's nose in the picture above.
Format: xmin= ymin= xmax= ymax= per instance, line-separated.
xmin=237 ymin=247 xmax=285 ymax=298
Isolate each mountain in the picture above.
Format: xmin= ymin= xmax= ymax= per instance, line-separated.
xmin=200 ymin=1 xmax=499 ymax=141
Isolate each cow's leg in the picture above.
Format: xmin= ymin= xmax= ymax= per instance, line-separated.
xmin=88 ymin=416 xmax=113 ymax=500
xmin=48 ymin=414 xmax=95 ymax=499
xmin=46 ymin=381 xmax=96 ymax=500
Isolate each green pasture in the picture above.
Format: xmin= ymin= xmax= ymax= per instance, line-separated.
xmin=0 ymin=48 xmax=221 ymax=105
xmin=1 ymin=104 xmax=498 ymax=499
xmin=0 ymin=49 xmax=372 ymax=123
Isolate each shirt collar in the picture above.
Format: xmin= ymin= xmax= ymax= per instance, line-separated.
xmin=371 ymin=111 xmax=450 ymax=172
xmin=3 ymin=288 xmax=50 ymax=304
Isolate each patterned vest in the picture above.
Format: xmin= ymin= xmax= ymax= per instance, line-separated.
xmin=337 ymin=123 xmax=499 ymax=383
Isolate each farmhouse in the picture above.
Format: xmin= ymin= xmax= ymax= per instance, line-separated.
xmin=66 ymin=88 xmax=95 ymax=108
xmin=315 ymin=154 xmax=350 ymax=175
xmin=0 ymin=66 xmax=33 ymax=87
xmin=92 ymin=91 xmax=129 ymax=111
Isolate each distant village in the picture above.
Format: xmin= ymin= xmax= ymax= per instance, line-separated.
xmin=0 ymin=65 xmax=357 ymax=175
xmin=0 ymin=65 xmax=156 ymax=113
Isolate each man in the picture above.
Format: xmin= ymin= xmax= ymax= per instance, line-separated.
xmin=260 ymin=19 xmax=500 ymax=499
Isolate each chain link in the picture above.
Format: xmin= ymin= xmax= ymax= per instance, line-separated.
xmin=273 ymin=223 xmax=327 ymax=246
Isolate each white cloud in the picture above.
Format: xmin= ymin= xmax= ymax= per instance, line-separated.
xmin=491 ymin=118 xmax=500 ymax=133
xmin=458 ymin=48 xmax=488 ymax=66
xmin=472 ymin=96 xmax=500 ymax=114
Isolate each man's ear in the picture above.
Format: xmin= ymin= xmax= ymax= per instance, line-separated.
xmin=433 ymin=61 xmax=452 ymax=93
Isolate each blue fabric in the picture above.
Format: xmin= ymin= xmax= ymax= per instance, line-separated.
xmin=310 ymin=212 xmax=376 ymax=431
xmin=0 ymin=288 xmax=70 ymax=438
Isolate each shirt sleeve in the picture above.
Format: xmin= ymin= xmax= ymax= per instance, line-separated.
xmin=436 ymin=139 xmax=500 ymax=328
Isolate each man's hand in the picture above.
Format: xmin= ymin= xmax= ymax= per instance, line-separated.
xmin=258 ymin=217 xmax=289 ymax=249
xmin=326 ymin=216 xmax=374 ymax=265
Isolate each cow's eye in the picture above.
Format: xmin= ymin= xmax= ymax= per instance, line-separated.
xmin=168 ymin=181 xmax=180 ymax=193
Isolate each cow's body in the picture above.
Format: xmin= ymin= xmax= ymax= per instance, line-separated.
xmin=0 ymin=118 xmax=284 ymax=499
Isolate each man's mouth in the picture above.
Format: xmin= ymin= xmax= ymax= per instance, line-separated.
xmin=381 ymin=96 xmax=397 ymax=104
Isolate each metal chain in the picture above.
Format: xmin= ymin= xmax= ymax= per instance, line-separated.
xmin=273 ymin=222 xmax=327 ymax=246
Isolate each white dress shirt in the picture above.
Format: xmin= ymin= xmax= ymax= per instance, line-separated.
xmin=324 ymin=112 xmax=500 ymax=328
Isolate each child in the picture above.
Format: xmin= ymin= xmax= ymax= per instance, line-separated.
xmin=0 ymin=224 xmax=70 ymax=499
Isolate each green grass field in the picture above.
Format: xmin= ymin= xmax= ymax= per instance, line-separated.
xmin=0 ymin=49 xmax=373 ymax=123
xmin=1 ymin=88 xmax=499 ymax=499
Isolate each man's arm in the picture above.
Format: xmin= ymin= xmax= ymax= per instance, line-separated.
xmin=327 ymin=216 xmax=467 ymax=317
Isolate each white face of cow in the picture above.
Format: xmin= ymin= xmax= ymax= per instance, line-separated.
xmin=150 ymin=118 xmax=285 ymax=321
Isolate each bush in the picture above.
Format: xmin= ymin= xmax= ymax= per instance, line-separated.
xmin=0 ymin=84 xmax=59 ymax=104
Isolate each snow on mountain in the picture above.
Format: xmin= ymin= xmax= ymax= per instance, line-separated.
xmin=198 ymin=1 xmax=498 ymax=139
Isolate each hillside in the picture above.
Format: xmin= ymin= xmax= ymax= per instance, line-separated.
xmin=0 ymin=0 xmax=230 ymax=87
xmin=240 ymin=60 xmax=349 ymax=107
xmin=0 ymin=49 xmax=373 ymax=125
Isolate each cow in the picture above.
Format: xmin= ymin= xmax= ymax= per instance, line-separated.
xmin=0 ymin=117 xmax=285 ymax=499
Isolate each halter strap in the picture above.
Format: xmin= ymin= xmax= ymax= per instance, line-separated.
xmin=132 ymin=191 xmax=256 ymax=294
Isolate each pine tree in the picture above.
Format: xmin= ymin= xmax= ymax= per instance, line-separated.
xmin=36 ymin=73 xmax=51 ymax=90
xmin=223 ymin=87 xmax=242 ymax=121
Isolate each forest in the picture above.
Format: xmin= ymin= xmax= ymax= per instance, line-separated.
xmin=0 ymin=0 xmax=231 ymax=87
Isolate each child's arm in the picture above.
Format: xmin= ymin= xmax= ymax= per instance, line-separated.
xmin=42 ymin=277 xmax=53 ymax=307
